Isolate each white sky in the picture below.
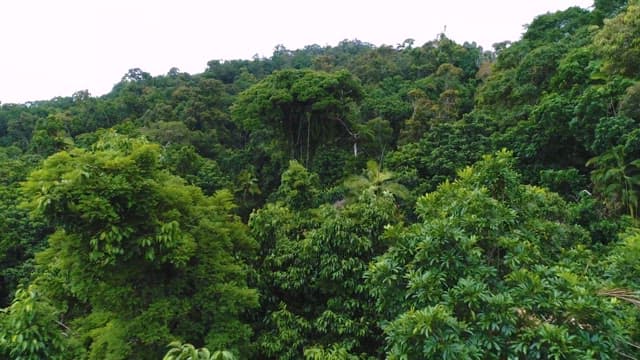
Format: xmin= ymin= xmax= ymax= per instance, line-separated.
xmin=0 ymin=0 xmax=593 ymax=104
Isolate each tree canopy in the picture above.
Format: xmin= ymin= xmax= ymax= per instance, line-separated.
xmin=2 ymin=2 xmax=640 ymax=358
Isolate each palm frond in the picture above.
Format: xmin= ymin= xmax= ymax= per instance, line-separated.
xmin=598 ymin=288 xmax=640 ymax=307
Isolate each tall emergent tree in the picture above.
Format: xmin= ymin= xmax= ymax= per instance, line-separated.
xmin=233 ymin=69 xmax=363 ymax=166
xmin=19 ymin=132 xmax=258 ymax=359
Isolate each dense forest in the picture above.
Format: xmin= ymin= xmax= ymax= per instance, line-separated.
xmin=2 ymin=1 xmax=640 ymax=358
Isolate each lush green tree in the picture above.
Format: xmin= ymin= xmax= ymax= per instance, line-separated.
xmin=367 ymin=150 xmax=634 ymax=358
xmin=587 ymin=145 xmax=640 ymax=217
xmin=523 ymin=7 xmax=592 ymax=46
xmin=21 ymin=133 xmax=258 ymax=359
xmin=0 ymin=285 xmax=70 ymax=360
xmin=351 ymin=45 xmax=400 ymax=84
xmin=592 ymin=116 xmax=637 ymax=155
xmin=549 ymin=46 xmax=598 ymax=93
xmin=141 ymin=121 xmax=197 ymax=147
xmin=399 ymin=62 xmax=474 ymax=145
xmin=356 ymin=117 xmax=394 ymax=166
xmin=159 ymin=144 xmax=231 ymax=195
xmin=501 ymin=92 xmax=590 ymax=175
xmin=0 ymin=185 xmax=49 ymax=307
xmin=570 ymin=77 xmax=633 ymax=153
xmin=404 ymin=35 xmax=481 ymax=80
xmin=344 ymin=160 xmax=408 ymax=202
xmin=233 ymin=68 xmax=363 ymax=165
xmin=594 ymin=1 xmax=640 ymax=77
xmin=620 ymin=82 xmax=640 ymax=121
xmin=0 ymin=148 xmax=48 ymax=307
xmin=388 ymin=113 xmax=494 ymax=197
xmin=359 ymin=76 xmax=412 ymax=138
xmin=163 ymin=341 xmax=235 ymax=360
xmin=304 ymin=344 xmax=360 ymax=360
xmin=539 ymin=168 xmax=588 ymax=199
xmin=397 ymin=88 xmax=435 ymax=145
xmin=6 ymin=112 xmax=38 ymax=150
xmin=593 ymin=0 xmax=629 ymax=23
xmin=250 ymin=162 xmax=402 ymax=359
xmin=234 ymin=167 xmax=261 ymax=198
xmin=272 ymin=160 xmax=319 ymax=210
xmin=604 ymin=228 xmax=640 ymax=287
xmin=28 ymin=113 xmax=74 ymax=156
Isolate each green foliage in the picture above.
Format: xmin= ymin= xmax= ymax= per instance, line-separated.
xmin=21 ymin=132 xmax=258 ymax=359
xmin=539 ymin=168 xmax=587 ymax=199
xmin=587 ymin=145 xmax=640 ymax=217
xmin=0 ymin=184 xmax=48 ymax=307
xmin=594 ymin=1 xmax=640 ymax=77
xmin=160 ymin=144 xmax=231 ymax=195
xmin=523 ymin=7 xmax=592 ymax=46
xmin=384 ymin=305 xmax=482 ymax=359
xmin=0 ymin=286 xmax=68 ymax=360
xmin=570 ymin=75 xmax=633 ymax=149
xmin=0 ymin=148 xmax=48 ymax=307
xmin=388 ymin=114 xmax=493 ymax=197
xmin=592 ymin=116 xmax=637 ymax=154
xmin=304 ymin=344 xmax=362 ymax=360
xmin=620 ymin=82 xmax=640 ymax=121
xmin=251 ymin=163 xmax=403 ymax=358
xmin=233 ymin=68 xmax=363 ymax=166
xmin=2 ymin=6 xmax=640 ymax=358
xmin=360 ymin=77 xmax=412 ymax=136
xmin=29 ymin=113 xmax=74 ymax=156
xmin=605 ymin=228 xmax=640 ymax=287
xmin=274 ymin=160 xmax=319 ymax=210
xmin=593 ymin=0 xmax=629 ymax=23
xmin=163 ymin=341 xmax=235 ymax=360
xmin=550 ymin=46 xmax=598 ymax=92
xmin=367 ymin=150 xmax=633 ymax=358
xmin=344 ymin=160 xmax=409 ymax=202
xmin=356 ymin=117 xmax=394 ymax=166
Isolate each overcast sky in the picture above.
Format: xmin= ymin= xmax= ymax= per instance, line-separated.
xmin=0 ymin=0 xmax=593 ymax=104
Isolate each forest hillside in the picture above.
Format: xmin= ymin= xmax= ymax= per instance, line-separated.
xmin=2 ymin=1 xmax=640 ymax=358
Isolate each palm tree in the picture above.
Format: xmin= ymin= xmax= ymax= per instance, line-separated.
xmin=587 ymin=145 xmax=640 ymax=218
xmin=344 ymin=160 xmax=409 ymax=201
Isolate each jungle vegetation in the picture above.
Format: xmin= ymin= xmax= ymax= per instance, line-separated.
xmin=2 ymin=1 xmax=640 ymax=358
